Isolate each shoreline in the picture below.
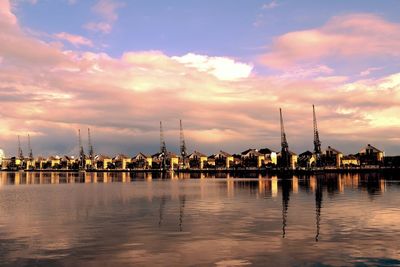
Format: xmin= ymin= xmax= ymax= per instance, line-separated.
xmin=1 ymin=167 xmax=400 ymax=174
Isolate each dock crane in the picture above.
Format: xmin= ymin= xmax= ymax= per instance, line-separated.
xmin=27 ymin=134 xmax=33 ymax=160
xmin=78 ymin=129 xmax=86 ymax=170
xmin=179 ymin=119 xmax=187 ymax=168
xmin=160 ymin=121 xmax=168 ymax=171
xmin=17 ymin=135 xmax=24 ymax=160
xmin=279 ymin=108 xmax=290 ymax=169
xmin=313 ymin=105 xmax=322 ymax=166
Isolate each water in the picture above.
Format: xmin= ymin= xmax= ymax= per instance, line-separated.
xmin=0 ymin=172 xmax=400 ymax=266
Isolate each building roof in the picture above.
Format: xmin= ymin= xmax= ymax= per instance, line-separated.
xmin=325 ymin=146 xmax=342 ymax=154
xmin=188 ymin=151 xmax=207 ymax=158
xmin=241 ymin=148 xmax=263 ymax=157
xmin=95 ymin=154 xmax=111 ymax=161
xmin=47 ymin=155 xmax=60 ymax=161
xmin=133 ymin=152 xmax=150 ymax=159
xmin=114 ymin=154 xmax=130 ymax=160
xmin=360 ymin=144 xmax=383 ymax=154
xmin=259 ymin=147 xmax=275 ymax=154
xmin=215 ymin=150 xmax=232 ymax=158
xmin=61 ymin=155 xmax=76 ymax=161
xmin=152 ymin=152 xmax=162 ymax=158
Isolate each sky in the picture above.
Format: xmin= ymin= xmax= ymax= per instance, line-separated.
xmin=1 ymin=0 xmax=400 ymax=157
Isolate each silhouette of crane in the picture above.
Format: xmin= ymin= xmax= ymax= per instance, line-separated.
xmin=160 ymin=121 xmax=167 ymax=170
xmin=27 ymin=134 xmax=33 ymax=160
xmin=78 ymin=129 xmax=86 ymax=170
xmin=179 ymin=119 xmax=187 ymax=168
xmin=313 ymin=105 xmax=322 ymax=166
xmin=17 ymin=135 xmax=24 ymax=160
xmin=279 ymin=108 xmax=290 ymax=169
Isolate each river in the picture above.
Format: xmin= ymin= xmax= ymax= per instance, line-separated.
xmin=0 ymin=172 xmax=399 ymax=266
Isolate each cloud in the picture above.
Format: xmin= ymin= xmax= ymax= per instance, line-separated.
xmin=84 ymin=0 xmax=124 ymax=34
xmin=277 ymin=64 xmax=334 ymax=79
xmin=54 ymin=32 xmax=93 ymax=47
xmin=172 ymin=53 xmax=253 ymax=81
xmin=1 ymin=6 xmax=400 ymax=157
xmin=262 ymin=1 xmax=278 ymax=10
xmin=262 ymin=14 xmax=400 ymax=69
xmin=92 ymin=0 xmax=124 ymax=22
xmin=359 ymin=67 xmax=382 ymax=77
xmin=0 ymin=0 xmax=17 ymax=26
xmin=83 ymin=22 xmax=112 ymax=34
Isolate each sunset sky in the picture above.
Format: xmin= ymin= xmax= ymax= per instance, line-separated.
xmin=1 ymin=0 xmax=400 ymax=157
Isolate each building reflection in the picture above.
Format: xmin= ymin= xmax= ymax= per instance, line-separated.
xmin=0 ymin=172 xmax=392 ymax=198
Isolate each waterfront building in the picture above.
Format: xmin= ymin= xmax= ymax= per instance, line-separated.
xmin=34 ymin=156 xmax=46 ymax=169
xmin=0 ymin=149 xmax=4 ymax=167
xmin=241 ymin=149 xmax=265 ymax=168
xmin=324 ymin=146 xmax=343 ymax=167
xmin=188 ymin=151 xmax=208 ymax=169
xmin=358 ymin=144 xmax=384 ymax=166
xmin=259 ymin=148 xmax=277 ymax=166
xmin=278 ymin=151 xmax=298 ymax=169
xmin=341 ymin=155 xmax=360 ymax=167
xmin=132 ymin=153 xmax=152 ymax=169
xmin=151 ymin=152 xmax=178 ymax=170
xmin=214 ymin=151 xmax=234 ymax=168
xmin=206 ymin=155 xmax=216 ymax=168
xmin=298 ymin=151 xmax=315 ymax=168
xmin=167 ymin=152 xmax=179 ymax=170
xmin=151 ymin=152 xmax=163 ymax=169
xmin=25 ymin=157 xmax=36 ymax=170
xmin=232 ymin=154 xmax=242 ymax=168
xmin=47 ymin=156 xmax=61 ymax=169
xmin=60 ymin=156 xmax=77 ymax=170
xmin=94 ymin=155 xmax=113 ymax=169
xmin=113 ymin=154 xmax=131 ymax=170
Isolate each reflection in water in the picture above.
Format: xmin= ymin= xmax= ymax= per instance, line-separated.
xmin=0 ymin=172 xmax=399 ymax=266
xmin=281 ymin=178 xmax=291 ymax=238
xmin=158 ymin=195 xmax=166 ymax=227
xmin=315 ymin=177 xmax=322 ymax=242
xmin=179 ymin=195 xmax=186 ymax=232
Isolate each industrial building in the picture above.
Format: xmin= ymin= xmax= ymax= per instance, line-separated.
xmin=188 ymin=151 xmax=208 ymax=169
xmin=323 ymin=146 xmax=343 ymax=168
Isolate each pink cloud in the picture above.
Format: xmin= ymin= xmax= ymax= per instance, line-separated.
xmin=1 ymin=7 xmax=400 ymax=156
xmin=0 ymin=0 xmax=17 ymax=26
xmin=262 ymin=14 xmax=400 ymax=69
xmin=54 ymin=32 xmax=93 ymax=47
xmin=83 ymin=22 xmax=112 ymax=34
xmin=84 ymin=0 xmax=124 ymax=34
xmin=92 ymin=0 xmax=124 ymax=21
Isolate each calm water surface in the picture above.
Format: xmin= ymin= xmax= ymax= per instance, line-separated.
xmin=0 ymin=172 xmax=400 ymax=266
